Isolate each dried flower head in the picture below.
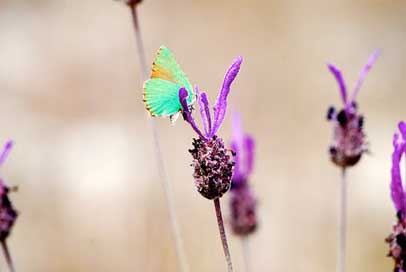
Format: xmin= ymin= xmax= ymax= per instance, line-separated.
xmin=0 ymin=141 xmax=17 ymax=242
xmin=114 ymin=0 xmax=142 ymax=6
xmin=179 ymin=56 xmax=243 ymax=200
xmin=229 ymin=113 xmax=257 ymax=236
xmin=386 ymin=122 xmax=406 ymax=271
xmin=327 ymin=49 xmax=380 ymax=168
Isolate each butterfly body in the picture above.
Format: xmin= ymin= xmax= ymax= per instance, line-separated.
xmin=143 ymin=46 xmax=195 ymax=121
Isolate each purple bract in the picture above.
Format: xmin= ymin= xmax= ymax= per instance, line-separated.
xmin=387 ymin=122 xmax=406 ymax=271
xmin=391 ymin=122 xmax=406 ymax=213
xmin=230 ymin=113 xmax=255 ymax=188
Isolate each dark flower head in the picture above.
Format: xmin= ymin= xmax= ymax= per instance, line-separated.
xmin=179 ymin=56 xmax=243 ymax=199
xmin=230 ymin=185 xmax=257 ymax=236
xmin=0 ymin=141 xmax=18 ymax=242
xmin=326 ymin=49 xmax=380 ymax=168
xmin=114 ymin=0 xmax=142 ymax=6
xmin=386 ymin=122 xmax=406 ymax=272
xmin=229 ymin=113 xmax=258 ymax=236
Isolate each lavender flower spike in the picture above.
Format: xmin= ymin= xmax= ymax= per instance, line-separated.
xmin=326 ymin=50 xmax=380 ymax=168
xmin=179 ymin=55 xmax=243 ymax=272
xmin=179 ymin=57 xmax=243 ymax=199
xmin=229 ymin=113 xmax=258 ymax=237
xmin=386 ymin=122 xmax=406 ymax=272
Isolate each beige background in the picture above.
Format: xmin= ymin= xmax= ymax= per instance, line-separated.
xmin=0 ymin=0 xmax=405 ymax=271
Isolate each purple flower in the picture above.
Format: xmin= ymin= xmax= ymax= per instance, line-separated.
xmin=386 ymin=122 xmax=406 ymax=271
xmin=326 ymin=49 xmax=381 ymax=168
xmin=391 ymin=122 xmax=406 ymax=214
xmin=229 ymin=113 xmax=257 ymax=236
xmin=230 ymin=113 xmax=255 ymax=188
xmin=0 ymin=141 xmax=18 ymax=242
xmin=179 ymin=56 xmax=243 ymax=199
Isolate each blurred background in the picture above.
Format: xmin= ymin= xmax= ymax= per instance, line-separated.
xmin=0 ymin=0 xmax=405 ymax=271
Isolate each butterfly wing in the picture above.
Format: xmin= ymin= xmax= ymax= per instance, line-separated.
xmin=143 ymin=78 xmax=184 ymax=117
xmin=143 ymin=46 xmax=194 ymax=117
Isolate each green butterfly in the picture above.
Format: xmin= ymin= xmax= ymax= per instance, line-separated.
xmin=143 ymin=46 xmax=195 ymax=123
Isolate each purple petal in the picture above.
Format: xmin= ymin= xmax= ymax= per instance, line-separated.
xmin=179 ymin=88 xmax=206 ymax=139
xmin=200 ymin=93 xmax=212 ymax=135
xmin=0 ymin=140 xmax=13 ymax=168
xmin=212 ymin=56 xmax=243 ymax=136
xmin=327 ymin=63 xmax=347 ymax=105
xmin=399 ymin=121 xmax=406 ymax=140
xmin=195 ymin=86 xmax=212 ymax=136
xmin=195 ymin=87 xmax=209 ymax=135
xmin=391 ymin=132 xmax=405 ymax=212
xmin=244 ymin=135 xmax=255 ymax=176
xmin=350 ymin=48 xmax=381 ymax=103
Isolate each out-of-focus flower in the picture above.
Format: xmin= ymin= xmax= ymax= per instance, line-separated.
xmin=179 ymin=56 xmax=243 ymax=200
xmin=229 ymin=113 xmax=257 ymax=236
xmin=326 ymin=49 xmax=380 ymax=168
xmin=386 ymin=122 xmax=406 ymax=271
xmin=114 ymin=0 xmax=142 ymax=6
xmin=0 ymin=141 xmax=17 ymax=242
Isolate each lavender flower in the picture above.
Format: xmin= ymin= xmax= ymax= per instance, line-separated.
xmin=229 ymin=113 xmax=257 ymax=236
xmin=327 ymin=49 xmax=380 ymax=168
xmin=179 ymin=56 xmax=243 ymax=272
xmin=386 ymin=122 xmax=406 ymax=272
xmin=179 ymin=56 xmax=243 ymax=200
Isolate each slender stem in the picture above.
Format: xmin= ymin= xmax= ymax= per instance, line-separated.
xmin=337 ymin=168 xmax=347 ymax=272
xmin=241 ymin=236 xmax=251 ymax=272
xmin=129 ymin=4 xmax=148 ymax=79
xmin=1 ymin=240 xmax=15 ymax=272
xmin=127 ymin=4 xmax=189 ymax=272
xmin=214 ymin=198 xmax=233 ymax=272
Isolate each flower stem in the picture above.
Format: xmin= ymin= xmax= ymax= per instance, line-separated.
xmin=126 ymin=3 xmax=189 ymax=272
xmin=214 ymin=198 xmax=233 ymax=272
xmin=241 ymin=236 xmax=250 ymax=272
xmin=128 ymin=3 xmax=148 ymax=79
xmin=337 ymin=168 xmax=347 ymax=272
xmin=1 ymin=240 xmax=15 ymax=272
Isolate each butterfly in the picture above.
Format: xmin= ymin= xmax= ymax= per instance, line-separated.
xmin=143 ymin=46 xmax=195 ymax=123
